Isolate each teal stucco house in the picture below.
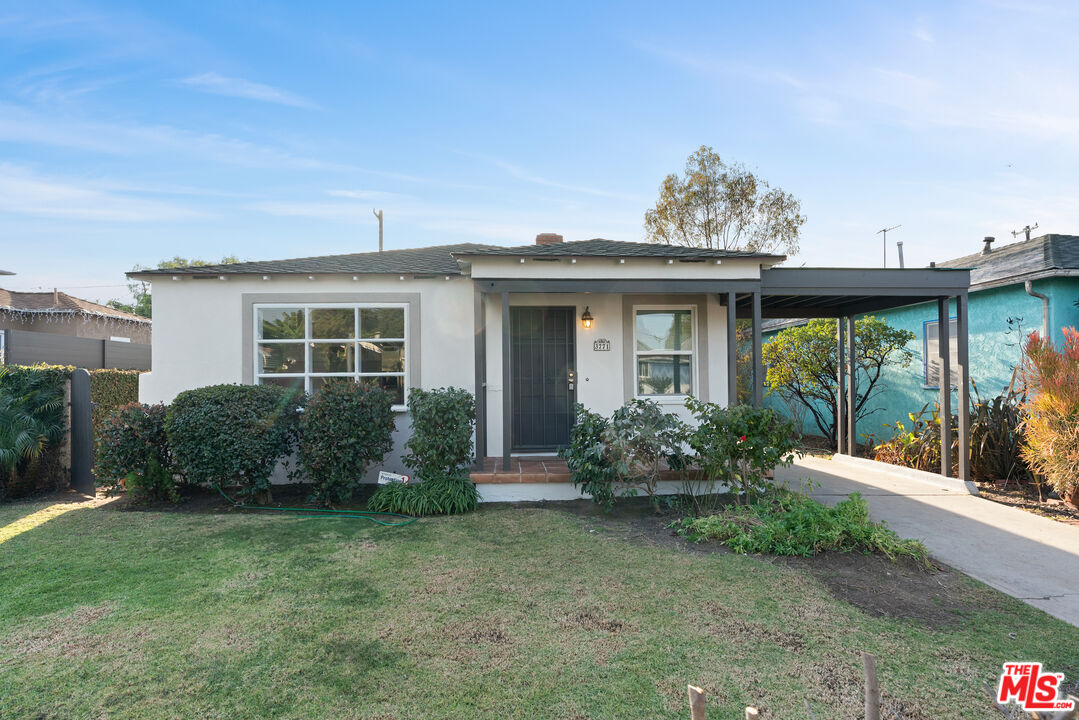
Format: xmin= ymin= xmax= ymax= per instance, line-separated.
xmin=763 ymin=233 xmax=1079 ymax=443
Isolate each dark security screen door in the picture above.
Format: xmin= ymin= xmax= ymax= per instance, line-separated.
xmin=510 ymin=306 xmax=576 ymax=451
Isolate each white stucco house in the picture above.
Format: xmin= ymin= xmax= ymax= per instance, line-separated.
xmin=131 ymin=234 xmax=973 ymax=500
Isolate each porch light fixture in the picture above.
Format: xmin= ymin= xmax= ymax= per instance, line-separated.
xmin=581 ymin=306 xmax=594 ymax=328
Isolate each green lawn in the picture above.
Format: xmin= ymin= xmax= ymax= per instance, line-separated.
xmin=1 ymin=497 xmax=1075 ymax=719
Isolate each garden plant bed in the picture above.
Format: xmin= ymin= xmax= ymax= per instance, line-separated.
xmin=975 ymin=482 xmax=1079 ymax=527
xmin=1 ymin=495 xmax=1076 ymax=719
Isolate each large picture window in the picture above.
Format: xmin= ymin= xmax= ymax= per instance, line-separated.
xmin=924 ymin=317 xmax=958 ymax=388
xmin=634 ymin=306 xmax=695 ymax=397
xmin=255 ymin=303 xmax=407 ymax=407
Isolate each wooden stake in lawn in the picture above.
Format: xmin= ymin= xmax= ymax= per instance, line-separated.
xmin=745 ymin=708 xmax=759 ymax=719
xmin=687 ymin=685 xmax=706 ymax=720
xmin=863 ymin=651 xmax=881 ymax=720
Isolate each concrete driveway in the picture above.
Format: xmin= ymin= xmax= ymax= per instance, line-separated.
xmin=774 ymin=455 xmax=1079 ymax=627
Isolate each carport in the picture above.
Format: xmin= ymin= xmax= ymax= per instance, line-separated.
xmin=732 ymin=266 xmax=972 ymax=482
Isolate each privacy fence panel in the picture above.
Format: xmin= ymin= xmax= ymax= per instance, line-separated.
xmin=2 ymin=329 xmax=150 ymax=370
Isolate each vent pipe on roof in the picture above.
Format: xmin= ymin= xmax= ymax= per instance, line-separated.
xmin=896 ymin=241 xmax=905 ymax=268
xmin=982 ymin=236 xmax=995 ymax=255
xmin=536 ymin=233 xmax=563 ymax=245
xmin=53 ymin=288 xmax=58 ymax=304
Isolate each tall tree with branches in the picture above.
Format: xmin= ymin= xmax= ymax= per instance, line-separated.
xmin=644 ymin=145 xmax=806 ymax=256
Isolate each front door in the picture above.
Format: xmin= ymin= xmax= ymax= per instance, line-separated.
xmin=510 ymin=306 xmax=576 ymax=452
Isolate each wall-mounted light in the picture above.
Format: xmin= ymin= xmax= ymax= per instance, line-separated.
xmin=581 ymin=306 xmax=594 ymax=329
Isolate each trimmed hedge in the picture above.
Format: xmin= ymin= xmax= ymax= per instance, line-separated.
xmin=297 ymin=380 xmax=396 ymax=504
xmin=89 ymin=370 xmax=141 ymax=436
xmin=165 ymin=384 xmax=303 ymax=499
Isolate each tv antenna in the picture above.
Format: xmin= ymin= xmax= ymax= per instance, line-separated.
xmin=372 ymin=209 xmax=384 ymax=252
xmin=876 ymin=225 xmax=901 ymax=267
xmin=1011 ymin=222 xmax=1038 ymax=242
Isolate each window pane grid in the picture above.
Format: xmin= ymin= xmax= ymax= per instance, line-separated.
xmin=255 ymin=304 xmax=407 ymax=406
xmin=633 ymin=306 xmax=696 ymax=398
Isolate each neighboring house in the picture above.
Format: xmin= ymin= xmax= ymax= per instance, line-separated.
xmin=763 ymin=233 xmax=1079 ymax=443
xmin=132 ymin=235 xmax=971 ymax=498
xmin=0 ymin=288 xmax=152 ymax=369
xmin=0 ymin=288 xmax=151 ymax=343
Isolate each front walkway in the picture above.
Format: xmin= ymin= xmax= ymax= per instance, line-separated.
xmin=774 ymin=455 xmax=1079 ymax=627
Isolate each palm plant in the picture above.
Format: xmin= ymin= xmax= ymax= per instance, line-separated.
xmin=0 ymin=367 xmax=66 ymax=477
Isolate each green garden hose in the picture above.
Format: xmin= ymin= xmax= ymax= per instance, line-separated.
xmin=214 ymin=485 xmax=417 ymax=526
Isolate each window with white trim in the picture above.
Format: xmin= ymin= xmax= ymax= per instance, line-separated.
xmin=255 ymin=303 xmax=407 ymax=407
xmin=924 ymin=317 xmax=958 ymax=388
xmin=634 ymin=307 xmax=695 ymax=396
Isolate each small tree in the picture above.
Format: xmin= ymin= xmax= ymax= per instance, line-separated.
xmin=763 ymin=317 xmax=915 ymax=442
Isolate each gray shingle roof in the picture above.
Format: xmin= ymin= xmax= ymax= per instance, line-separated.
xmin=452 ymin=238 xmax=785 ymax=260
xmin=938 ymin=234 xmax=1079 ymax=286
xmin=128 ymin=243 xmax=502 ymax=278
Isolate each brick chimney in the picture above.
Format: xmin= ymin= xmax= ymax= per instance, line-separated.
xmin=982 ymin=236 xmax=995 ymax=255
xmin=535 ymin=233 xmax=563 ymax=245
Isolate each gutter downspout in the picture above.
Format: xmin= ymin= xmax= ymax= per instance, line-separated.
xmin=1025 ymin=280 xmax=1050 ymax=338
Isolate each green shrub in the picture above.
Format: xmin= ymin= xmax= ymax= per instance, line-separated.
xmin=603 ymin=399 xmax=687 ymax=512
xmin=297 ymin=380 xmax=395 ymax=504
xmin=402 ymin=387 xmax=475 ymax=480
xmin=165 ymin=384 xmax=303 ymax=499
xmin=560 ymin=404 xmax=616 ymax=506
xmin=94 ymin=403 xmax=175 ymax=502
xmin=684 ymin=398 xmax=801 ymax=505
xmin=367 ymin=475 xmax=479 ymax=516
xmin=672 ymin=490 xmax=928 ymax=562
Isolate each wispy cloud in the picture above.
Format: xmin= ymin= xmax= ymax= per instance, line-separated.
xmin=0 ymin=165 xmax=204 ymax=222
xmin=180 ymin=72 xmax=319 ymax=109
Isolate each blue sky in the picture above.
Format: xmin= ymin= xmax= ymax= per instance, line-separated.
xmin=3 ymin=0 xmax=1079 ymax=304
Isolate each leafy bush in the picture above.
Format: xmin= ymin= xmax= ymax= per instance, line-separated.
xmin=297 ymin=380 xmax=396 ymax=504
xmin=165 ymin=384 xmax=303 ymax=499
xmin=684 ymin=398 xmax=801 ymax=505
xmin=1021 ymin=329 xmax=1079 ymax=502
xmin=367 ymin=475 xmax=479 ymax=516
xmin=873 ymin=403 xmax=955 ymax=475
xmin=874 ymin=382 xmax=1032 ymax=484
xmin=602 ymin=399 xmax=687 ymax=512
xmin=969 ymin=377 xmax=1032 ymax=484
xmin=94 ymin=403 xmax=176 ymax=502
xmin=559 ymin=404 xmax=616 ymax=506
xmin=672 ymin=490 xmax=928 ymax=562
xmin=402 ymin=387 xmax=475 ymax=480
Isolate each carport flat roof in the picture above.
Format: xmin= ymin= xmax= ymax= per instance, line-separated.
xmin=735 ymin=266 xmax=971 ymax=318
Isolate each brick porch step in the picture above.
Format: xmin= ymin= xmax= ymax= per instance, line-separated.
xmin=470 ymin=456 xmax=684 ymax=484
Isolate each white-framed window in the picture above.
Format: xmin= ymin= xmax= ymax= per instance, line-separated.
xmin=924 ymin=317 xmax=958 ymax=389
xmin=633 ymin=305 xmax=696 ymax=397
xmin=254 ymin=303 xmax=408 ymax=408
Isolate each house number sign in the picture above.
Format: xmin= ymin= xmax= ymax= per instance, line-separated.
xmin=593 ymin=338 xmax=611 ymax=351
